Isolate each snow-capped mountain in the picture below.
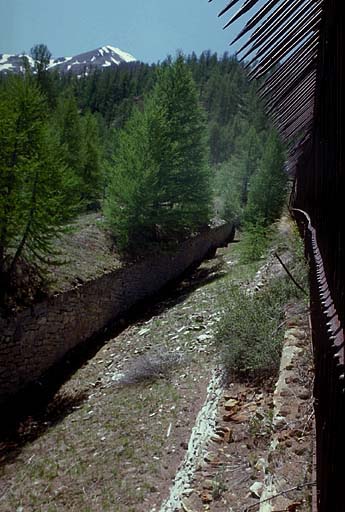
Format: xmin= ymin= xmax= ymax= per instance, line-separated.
xmin=0 ymin=45 xmax=136 ymax=75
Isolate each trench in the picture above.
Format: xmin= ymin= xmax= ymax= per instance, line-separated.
xmin=0 ymin=243 xmax=232 ymax=510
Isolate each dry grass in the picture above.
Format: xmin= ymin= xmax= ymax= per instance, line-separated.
xmin=47 ymin=212 xmax=122 ymax=294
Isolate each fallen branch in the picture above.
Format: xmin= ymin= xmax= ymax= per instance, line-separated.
xmin=244 ymin=481 xmax=316 ymax=511
xmin=274 ymin=252 xmax=307 ymax=295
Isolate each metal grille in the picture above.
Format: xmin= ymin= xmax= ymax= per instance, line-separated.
xmin=210 ymin=1 xmax=345 ymax=510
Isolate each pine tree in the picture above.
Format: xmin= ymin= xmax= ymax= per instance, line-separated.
xmin=55 ymin=91 xmax=85 ymax=178
xmin=80 ymin=112 xmax=104 ymax=209
xmin=30 ymin=43 xmax=57 ymax=107
xmin=104 ymin=102 xmax=163 ymax=250
xmin=245 ymin=130 xmax=287 ymax=226
xmin=105 ymin=55 xmax=212 ymax=251
xmin=0 ymin=75 xmax=76 ymax=302
xmin=151 ymin=54 xmax=211 ymax=233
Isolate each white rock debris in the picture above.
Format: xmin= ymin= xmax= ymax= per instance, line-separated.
xmin=159 ymin=367 xmax=224 ymax=512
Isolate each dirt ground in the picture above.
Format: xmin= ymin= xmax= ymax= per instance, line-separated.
xmin=0 ymin=232 xmax=314 ymax=512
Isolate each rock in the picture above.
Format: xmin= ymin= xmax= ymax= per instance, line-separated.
xmin=279 ymin=388 xmax=293 ymax=397
xmin=204 ymin=452 xmax=218 ymax=464
xmin=204 ymin=452 xmax=217 ymax=462
xmin=297 ymin=389 xmax=310 ymax=400
xmin=250 ymin=481 xmax=263 ymax=498
xmin=224 ymin=398 xmax=239 ymax=411
xmin=211 ymin=434 xmax=224 ymax=444
xmin=294 ymin=444 xmax=308 ymax=456
xmin=202 ymin=479 xmax=214 ymax=490
xmin=181 ymin=499 xmax=197 ymax=512
xmin=223 ymin=392 xmax=237 ymax=401
xmin=254 ymin=457 xmax=267 ymax=472
xmin=182 ymin=487 xmax=194 ymax=496
xmin=215 ymin=426 xmax=233 ymax=443
xmin=197 ymin=333 xmax=212 ymax=342
xmin=138 ymin=327 xmax=150 ymax=336
xmin=230 ymin=412 xmax=248 ymax=423
xmin=201 ymin=492 xmax=213 ymax=503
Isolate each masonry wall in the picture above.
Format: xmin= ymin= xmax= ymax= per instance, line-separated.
xmin=0 ymin=223 xmax=234 ymax=404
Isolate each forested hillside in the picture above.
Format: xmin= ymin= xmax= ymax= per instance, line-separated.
xmin=0 ymin=46 xmax=287 ymax=307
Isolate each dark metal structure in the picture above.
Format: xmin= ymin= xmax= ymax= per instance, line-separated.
xmin=210 ymin=1 xmax=344 ymax=510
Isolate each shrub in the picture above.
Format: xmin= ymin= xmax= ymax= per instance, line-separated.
xmin=216 ymin=267 xmax=307 ymax=381
xmin=239 ymin=223 xmax=269 ymax=263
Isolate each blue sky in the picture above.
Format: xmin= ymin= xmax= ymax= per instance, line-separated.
xmin=0 ymin=0 xmax=253 ymax=62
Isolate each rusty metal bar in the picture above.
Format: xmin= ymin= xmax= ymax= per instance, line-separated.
xmin=239 ymin=1 xmax=320 ymax=62
xmin=292 ymin=209 xmax=345 ymax=382
xmin=263 ymin=53 xmax=317 ymax=108
xmin=208 ymin=0 xmax=242 ymax=18
xmin=223 ymin=0 xmax=262 ymax=29
xmin=267 ymin=88 xmax=316 ymax=129
xmin=244 ymin=6 xmax=322 ymax=69
xmin=269 ymin=73 xmax=316 ymax=114
xmin=282 ymin=112 xmax=313 ymax=140
xmin=231 ymin=0 xmax=282 ymax=45
xmin=259 ymin=32 xmax=319 ymax=91
xmin=272 ymin=96 xmax=314 ymax=129
xmin=265 ymin=73 xmax=316 ymax=118
xmin=247 ymin=0 xmax=314 ymax=48
xmin=264 ymin=66 xmax=316 ymax=113
xmin=272 ymin=90 xmax=315 ymax=128
xmin=279 ymin=101 xmax=314 ymax=132
xmin=259 ymin=38 xmax=319 ymax=97
xmin=249 ymin=23 xmax=320 ymax=79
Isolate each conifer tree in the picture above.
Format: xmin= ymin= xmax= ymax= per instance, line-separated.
xmin=105 ymin=55 xmax=211 ymax=251
xmin=55 ymin=92 xmax=85 ymax=178
xmin=30 ymin=43 xmax=57 ymax=107
xmin=245 ymin=130 xmax=287 ymax=226
xmin=151 ymin=54 xmax=211 ymax=232
xmin=0 ymin=75 xmax=76 ymax=301
xmin=80 ymin=112 xmax=104 ymax=209
xmin=104 ymin=102 xmax=163 ymax=250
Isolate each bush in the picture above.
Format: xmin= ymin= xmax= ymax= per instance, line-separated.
xmin=216 ymin=269 xmax=306 ymax=381
xmin=239 ymin=223 xmax=269 ymax=263
xmin=216 ymin=284 xmax=283 ymax=380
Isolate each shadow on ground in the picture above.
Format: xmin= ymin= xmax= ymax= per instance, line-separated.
xmin=0 ymin=248 xmax=233 ymax=465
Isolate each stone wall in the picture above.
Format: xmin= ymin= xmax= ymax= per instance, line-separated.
xmin=0 ymin=223 xmax=234 ymax=404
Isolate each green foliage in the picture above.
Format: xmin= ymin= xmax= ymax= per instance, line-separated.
xmin=80 ymin=112 xmax=104 ymax=209
xmin=30 ymin=43 xmax=57 ymax=107
xmin=151 ymin=55 xmax=211 ymax=231
xmin=0 ymin=49 xmax=290 ymax=303
xmin=217 ymin=283 xmax=284 ymax=380
xmin=104 ymin=103 xmax=163 ymax=250
xmin=239 ymin=223 xmax=270 ymax=263
xmin=54 ymin=94 xmax=104 ymax=210
xmin=105 ymin=56 xmax=211 ymax=251
xmin=0 ymin=75 xmax=76 ymax=301
xmin=244 ymin=130 xmax=287 ymax=226
xmin=217 ymin=223 xmax=308 ymax=380
xmin=55 ymin=92 xmax=84 ymax=177
xmin=213 ymin=160 xmax=242 ymax=224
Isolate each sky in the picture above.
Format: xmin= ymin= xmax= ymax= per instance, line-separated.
xmin=0 ymin=0 xmax=254 ymax=63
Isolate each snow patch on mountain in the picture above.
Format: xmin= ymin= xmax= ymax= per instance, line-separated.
xmin=0 ymin=45 xmax=137 ymax=75
xmin=105 ymin=46 xmax=136 ymax=63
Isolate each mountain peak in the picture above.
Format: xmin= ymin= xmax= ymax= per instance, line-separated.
xmin=0 ymin=45 xmax=137 ymax=76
